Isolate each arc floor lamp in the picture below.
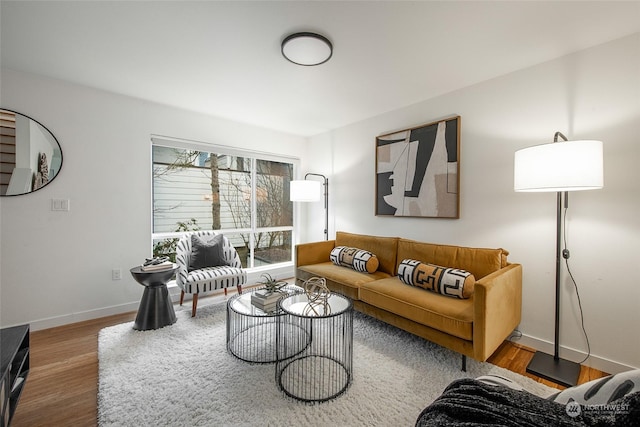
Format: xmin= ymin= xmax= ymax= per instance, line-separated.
xmin=290 ymin=173 xmax=329 ymax=241
xmin=514 ymin=132 xmax=603 ymax=387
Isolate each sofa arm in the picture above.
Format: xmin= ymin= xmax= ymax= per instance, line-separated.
xmin=295 ymin=240 xmax=336 ymax=267
xmin=472 ymin=263 xmax=523 ymax=361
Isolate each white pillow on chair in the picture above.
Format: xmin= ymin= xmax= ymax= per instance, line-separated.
xmin=549 ymin=369 xmax=640 ymax=405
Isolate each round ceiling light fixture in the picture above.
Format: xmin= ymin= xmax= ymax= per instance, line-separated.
xmin=281 ymin=32 xmax=333 ymax=66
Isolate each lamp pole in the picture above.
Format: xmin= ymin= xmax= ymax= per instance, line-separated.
xmin=553 ymin=131 xmax=566 ymax=362
xmin=304 ymin=173 xmax=328 ymax=241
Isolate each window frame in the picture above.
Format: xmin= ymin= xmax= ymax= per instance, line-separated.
xmin=150 ymin=135 xmax=299 ymax=274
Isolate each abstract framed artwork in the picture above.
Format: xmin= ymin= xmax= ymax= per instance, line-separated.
xmin=375 ymin=116 xmax=460 ymax=218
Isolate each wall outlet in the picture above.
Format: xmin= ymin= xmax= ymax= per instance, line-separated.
xmin=112 ymin=268 xmax=122 ymax=281
xmin=51 ymin=198 xmax=70 ymax=211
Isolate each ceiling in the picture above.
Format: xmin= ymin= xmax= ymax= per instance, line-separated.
xmin=2 ymin=1 xmax=639 ymax=137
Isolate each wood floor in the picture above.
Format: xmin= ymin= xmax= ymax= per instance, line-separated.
xmin=10 ymin=295 xmax=609 ymax=427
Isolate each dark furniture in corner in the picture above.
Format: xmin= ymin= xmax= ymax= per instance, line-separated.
xmin=0 ymin=325 xmax=30 ymax=427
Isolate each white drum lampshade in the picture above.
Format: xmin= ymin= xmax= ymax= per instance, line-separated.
xmin=514 ymin=140 xmax=603 ymax=192
xmin=290 ymin=180 xmax=322 ymax=202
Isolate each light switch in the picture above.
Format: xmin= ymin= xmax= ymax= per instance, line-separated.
xmin=51 ymin=199 xmax=70 ymax=211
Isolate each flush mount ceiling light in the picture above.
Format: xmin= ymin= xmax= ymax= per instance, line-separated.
xmin=281 ymin=32 xmax=333 ymax=66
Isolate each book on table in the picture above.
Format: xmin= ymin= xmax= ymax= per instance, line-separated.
xmin=141 ymin=261 xmax=174 ymax=272
xmin=254 ymin=289 xmax=283 ymax=299
xmin=251 ymin=299 xmax=278 ymax=312
xmin=251 ymin=290 xmax=284 ymax=311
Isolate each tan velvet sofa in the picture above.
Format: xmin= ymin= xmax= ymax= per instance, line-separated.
xmin=295 ymin=231 xmax=522 ymax=368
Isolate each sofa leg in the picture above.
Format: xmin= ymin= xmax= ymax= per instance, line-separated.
xmin=224 ymin=288 xmax=228 ymax=296
xmin=461 ymin=355 xmax=467 ymax=372
xmin=237 ymin=284 xmax=243 ymax=294
xmin=191 ymin=293 xmax=198 ymax=317
xmin=179 ymin=290 xmax=185 ymax=306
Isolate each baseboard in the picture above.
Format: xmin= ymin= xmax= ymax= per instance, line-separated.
xmin=27 ymin=287 xmax=211 ymax=331
xmin=514 ymin=333 xmax=638 ymax=375
xmin=28 ymin=301 xmax=142 ymax=331
xmin=27 ymin=264 xmax=295 ymax=332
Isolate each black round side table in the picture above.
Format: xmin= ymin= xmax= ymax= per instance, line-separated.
xmin=130 ymin=265 xmax=178 ymax=331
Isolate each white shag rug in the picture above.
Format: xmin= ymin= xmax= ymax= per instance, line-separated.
xmin=98 ymin=300 xmax=554 ymax=426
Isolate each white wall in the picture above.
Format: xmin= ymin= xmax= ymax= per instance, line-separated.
xmin=309 ymin=33 xmax=640 ymax=374
xmin=1 ymin=33 xmax=637 ymax=375
xmin=0 ymin=69 xmax=306 ymax=330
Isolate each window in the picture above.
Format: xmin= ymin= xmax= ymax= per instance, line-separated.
xmin=151 ymin=137 xmax=296 ymax=270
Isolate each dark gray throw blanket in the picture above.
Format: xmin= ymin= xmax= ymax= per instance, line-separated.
xmin=416 ymin=379 xmax=640 ymax=426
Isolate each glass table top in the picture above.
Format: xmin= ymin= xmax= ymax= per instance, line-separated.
xmin=279 ymin=291 xmax=352 ymax=318
xmin=228 ymin=285 xmax=302 ymax=317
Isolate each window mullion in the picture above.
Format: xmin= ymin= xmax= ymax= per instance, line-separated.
xmin=250 ymin=157 xmax=257 ymax=268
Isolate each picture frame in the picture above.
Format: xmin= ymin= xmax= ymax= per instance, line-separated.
xmin=375 ymin=116 xmax=460 ymax=219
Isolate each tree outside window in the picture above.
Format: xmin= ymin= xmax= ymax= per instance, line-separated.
xmin=151 ymin=145 xmax=294 ymax=268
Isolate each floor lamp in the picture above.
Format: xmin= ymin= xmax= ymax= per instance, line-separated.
xmin=290 ymin=173 xmax=329 ymax=241
xmin=514 ymin=132 xmax=603 ymax=387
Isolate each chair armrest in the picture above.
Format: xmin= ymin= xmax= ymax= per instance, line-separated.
xmin=175 ymin=259 xmax=188 ymax=288
xmin=295 ymin=240 xmax=336 ymax=267
xmin=175 ymin=245 xmax=190 ymax=288
xmin=472 ymin=263 xmax=523 ymax=361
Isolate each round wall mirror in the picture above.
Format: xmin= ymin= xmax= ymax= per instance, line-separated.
xmin=1 ymin=109 xmax=63 ymax=196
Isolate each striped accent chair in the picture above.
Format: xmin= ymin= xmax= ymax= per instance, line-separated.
xmin=176 ymin=231 xmax=246 ymax=317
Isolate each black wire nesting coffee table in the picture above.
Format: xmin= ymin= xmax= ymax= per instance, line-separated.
xmin=275 ymin=290 xmax=354 ymax=403
xmin=226 ymin=286 xmax=308 ymax=363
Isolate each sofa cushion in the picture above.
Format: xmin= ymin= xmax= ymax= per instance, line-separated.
xmin=336 ymin=231 xmax=398 ymax=275
xmin=297 ymin=262 xmax=391 ymax=301
xmin=330 ymin=246 xmax=379 ymax=273
xmin=398 ymin=239 xmax=508 ymax=279
xmin=360 ymin=277 xmax=473 ymax=340
xmin=398 ymin=259 xmax=475 ymax=299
